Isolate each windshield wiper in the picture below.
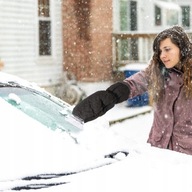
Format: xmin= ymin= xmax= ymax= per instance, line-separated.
xmin=12 ymin=182 xmax=68 ymax=191
xmin=22 ymin=172 xmax=76 ymax=181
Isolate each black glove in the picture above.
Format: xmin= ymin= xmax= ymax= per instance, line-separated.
xmin=72 ymin=82 xmax=130 ymax=123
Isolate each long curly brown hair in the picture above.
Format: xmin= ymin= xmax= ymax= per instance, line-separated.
xmin=147 ymin=26 xmax=192 ymax=104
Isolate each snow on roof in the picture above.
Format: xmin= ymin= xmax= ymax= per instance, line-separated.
xmin=154 ymin=0 xmax=181 ymax=11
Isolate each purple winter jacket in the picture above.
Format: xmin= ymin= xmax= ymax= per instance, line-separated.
xmin=124 ymin=67 xmax=192 ymax=155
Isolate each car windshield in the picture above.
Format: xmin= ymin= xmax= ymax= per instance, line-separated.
xmin=0 ymin=86 xmax=82 ymax=133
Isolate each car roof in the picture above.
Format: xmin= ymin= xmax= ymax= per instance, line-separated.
xmin=0 ymin=72 xmax=47 ymax=93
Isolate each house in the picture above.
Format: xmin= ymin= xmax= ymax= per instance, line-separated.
xmin=0 ymin=0 xmax=63 ymax=92
xmin=63 ymin=0 xmax=192 ymax=82
xmin=0 ymin=0 xmax=191 ymax=91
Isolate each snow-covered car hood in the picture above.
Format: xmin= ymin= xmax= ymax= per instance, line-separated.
xmin=0 ymin=72 xmax=129 ymax=191
xmin=58 ymin=145 xmax=192 ymax=192
xmin=0 ymin=98 xmax=103 ymax=179
xmin=0 ymin=99 xmax=129 ymax=191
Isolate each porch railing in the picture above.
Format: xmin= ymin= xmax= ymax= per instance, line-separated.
xmin=112 ymin=31 xmax=192 ymax=71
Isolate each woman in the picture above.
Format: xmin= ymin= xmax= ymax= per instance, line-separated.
xmin=72 ymin=26 xmax=192 ymax=155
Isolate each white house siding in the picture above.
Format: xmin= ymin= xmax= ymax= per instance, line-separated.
xmin=0 ymin=0 xmax=63 ymax=87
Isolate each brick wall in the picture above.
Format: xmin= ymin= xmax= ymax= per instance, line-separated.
xmin=62 ymin=0 xmax=113 ymax=82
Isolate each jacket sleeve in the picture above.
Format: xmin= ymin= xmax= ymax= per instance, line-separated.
xmin=123 ymin=69 xmax=149 ymax=98
xmin=72 ymin=82 xmax=130 ymax=123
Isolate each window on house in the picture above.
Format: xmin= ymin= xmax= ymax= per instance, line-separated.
xmin=181 ymin=6 xmax=190 ymax=28
xmin=38 ymin=0 xmax=52 ymax=56
xmin=119 ymin=0 xmax=137 ymax=31
xmin=130 ymin=1 xmax=137 ymax=31
xmin=119 ymin=0 xmax=138 ymax=61
xmin=120 ymin=0 xmax=129 ymax=31
xmin=155 ymin=6 xmax=161 ymax=26
xmin=166 ymin=10 xmax=179 ymax=26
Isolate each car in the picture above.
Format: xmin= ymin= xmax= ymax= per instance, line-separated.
xmin=0 ymin=72 xmax=129 ymax=191
xmin=2 ymin=72 xmax=192 ymax=192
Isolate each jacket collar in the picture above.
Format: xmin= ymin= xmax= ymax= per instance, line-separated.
xmin=169 ymin=67 xmax=183 ymax=75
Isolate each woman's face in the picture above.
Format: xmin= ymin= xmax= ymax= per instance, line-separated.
xmin=159 ymin=38 xmax=181 ymax=69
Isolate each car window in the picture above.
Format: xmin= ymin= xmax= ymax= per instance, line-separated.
xmin=0 ymin=86 xmax=81 ymax=133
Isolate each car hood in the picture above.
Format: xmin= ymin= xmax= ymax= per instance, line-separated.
xmin=59 ymin=146 xmax=192 ymax=192
xmin=0 ymin=97 xmax=131 ymax=191
xmin=3 ymin=140 xmax=192 ymax=192
xmin=0 ymin=98 xmax=117 ymax=179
